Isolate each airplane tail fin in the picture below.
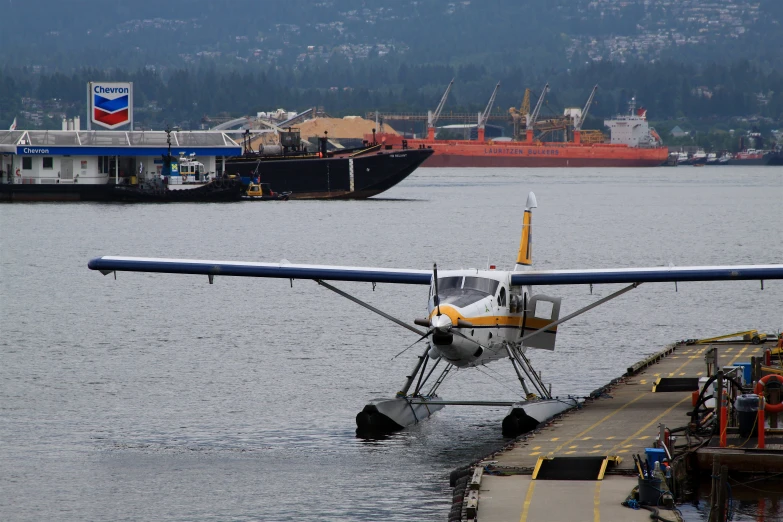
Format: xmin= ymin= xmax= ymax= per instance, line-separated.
xmin=514 ymin=192 xmax=537 ymax=271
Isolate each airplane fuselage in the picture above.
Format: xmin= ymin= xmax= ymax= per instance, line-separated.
xmin=424 ymin=269 xmax=557 ymax=368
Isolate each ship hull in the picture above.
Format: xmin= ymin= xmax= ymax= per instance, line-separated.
xmin=423 ymin=153 xmax=665 ymax=168
xmin=382 ymin=139 xmax=668 ymax=167
xmin=0 ymin=179 xmax=244 ymax=203
xmin=226 ymin=148 xmax=433 ymax=199
xmin=726 ymin=153 xmax=778 ymax=166
xmin=1 ymin=183 xmax=115 ymax=202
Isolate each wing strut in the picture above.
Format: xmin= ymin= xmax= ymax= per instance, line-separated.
xmin=315 ymin=280 xmax=427 ymax=337
xmin=521 ymin=283 xmax=642 ymax=345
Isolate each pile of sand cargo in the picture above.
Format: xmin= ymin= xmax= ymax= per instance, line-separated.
xmin=245 ymin=116 xmax=398 ymax=151
xmin=296 ymin=116 xmax=398 ymax=139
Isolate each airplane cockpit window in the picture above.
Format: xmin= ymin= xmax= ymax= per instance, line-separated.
xmin=464 ymin=277 xmax=499 ymax=296
xmin=438 ymin=277 xmax=463 ymax=292
xmin=437 ymin=276 xmax=499 ymax=307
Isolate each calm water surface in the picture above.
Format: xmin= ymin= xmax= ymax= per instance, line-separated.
xmin=1 ymin=167 xmax=781 ymax=521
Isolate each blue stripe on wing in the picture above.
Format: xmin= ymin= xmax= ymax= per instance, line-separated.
xmin=88 ymin=256 xmax=432 ymax=285
xmin=510 ymin=266 xmax=783 ymax=286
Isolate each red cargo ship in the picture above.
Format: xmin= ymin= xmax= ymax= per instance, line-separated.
xmin=371 ymin=99 xmax=668 ymax=168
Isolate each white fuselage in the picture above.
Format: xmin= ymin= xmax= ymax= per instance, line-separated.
xmin=424 ymin=269 xmax=555 ymax=368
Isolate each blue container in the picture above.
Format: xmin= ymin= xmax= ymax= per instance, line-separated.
xmin=645 ymin=447 xmax=666 ymax=468
xmin=735 ymin=362 xmax=752 ymax=385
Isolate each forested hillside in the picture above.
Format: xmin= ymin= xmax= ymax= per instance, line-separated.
xmin=2 ymin=60 xmax=781 ymax=133
xmin=1 ymin=0 xmax=781 ymax=71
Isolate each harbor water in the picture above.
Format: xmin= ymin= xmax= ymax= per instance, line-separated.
xmin=1 ymin=166 xmax=781 ymax=521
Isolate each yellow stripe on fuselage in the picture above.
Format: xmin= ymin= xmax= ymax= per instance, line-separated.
xmin=429 ymin=305 xmax=557 ymax=331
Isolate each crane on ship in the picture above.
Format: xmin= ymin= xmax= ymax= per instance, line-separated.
xmin=427 ymin=79 xmax=454 ymax=140
xmin=573 ymin=84 xmax=598 ymax=144
xmin=526 ymin=83 xmax=549 ymax=143
xmin=509 ymin=89 xmax=531 ymax=140
xmin=477 ymin=82 xmax=500 ymax=142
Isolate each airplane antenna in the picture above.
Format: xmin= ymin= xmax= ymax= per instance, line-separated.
xmin=433 ymin=263 xmax=441 ymax=317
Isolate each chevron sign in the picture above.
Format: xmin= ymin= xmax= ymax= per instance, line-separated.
xmin=90 ymin=82 xmax=133 ymax=129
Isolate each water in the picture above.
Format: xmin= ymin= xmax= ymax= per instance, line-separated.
xmin=1 ymin=167 xmax=781 ymax=521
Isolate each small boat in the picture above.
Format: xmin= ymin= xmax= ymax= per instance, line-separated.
xmin=690 ymin=149 xmax=708 ymax=164
xmin=244 ymin=181 xmax=290 ymax=201
xmin=663 ymin=153 xmax=679 ymax=166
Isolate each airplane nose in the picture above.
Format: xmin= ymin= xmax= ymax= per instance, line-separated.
xmin=431 ymin=314 xmax=454 ymax=346
xmin=432 ymin=314 xmax=453 ymax=333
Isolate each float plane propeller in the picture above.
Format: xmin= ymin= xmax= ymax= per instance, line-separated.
xmin=88 ymin=192 xmax=783 ymax=437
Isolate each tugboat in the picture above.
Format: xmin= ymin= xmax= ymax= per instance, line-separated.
xmin=110 ymin=138 xmax=244 ymax=202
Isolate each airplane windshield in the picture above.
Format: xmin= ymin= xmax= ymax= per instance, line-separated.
xmin=436 ymin=276 xmax=498 ymax=308
xmin=464 ymin=276 xmax=499 ymax=295
xmin=437 ymin=277 xmax=462 ymax=291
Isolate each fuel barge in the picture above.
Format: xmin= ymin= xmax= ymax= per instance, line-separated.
xmin=0 ymin=128 xmax=244 ymax=202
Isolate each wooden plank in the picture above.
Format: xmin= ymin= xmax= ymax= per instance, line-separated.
xmin=469 ymin=466 xmax=483 ymax=490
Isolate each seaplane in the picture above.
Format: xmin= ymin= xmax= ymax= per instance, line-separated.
xmin=88 ymin=193 xmax=783 ymax=437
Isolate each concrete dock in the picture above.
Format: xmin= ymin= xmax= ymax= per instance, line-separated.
xmin=461 ymin=339 xmax=778 ymax=522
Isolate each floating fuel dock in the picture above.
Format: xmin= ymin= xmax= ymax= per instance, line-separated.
xmin=447 ymin=335 xmax=783 ymax=522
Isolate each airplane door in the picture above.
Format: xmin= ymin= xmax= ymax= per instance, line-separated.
xmin=524 ymin=294 xmax=561 ymax=351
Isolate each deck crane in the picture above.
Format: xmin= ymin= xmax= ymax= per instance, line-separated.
xmin=477 ymin=82 xmax=500 ymax=142
xmin=525 ymin=83 xmax=549 ymax=144
xmin=509 ymin=88 xmax=531 ymax=140
xmin=573 ymin=84 xmax=598 ymax=144
xmin=427 ymin=79 xmax=454 ymax=140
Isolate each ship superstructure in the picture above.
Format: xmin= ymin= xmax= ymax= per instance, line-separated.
xmin=603 ymin=99 xmax=663 ymax=149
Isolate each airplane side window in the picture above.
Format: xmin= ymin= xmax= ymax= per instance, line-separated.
xmin=498 ymin=287 xmax=507 ymax=307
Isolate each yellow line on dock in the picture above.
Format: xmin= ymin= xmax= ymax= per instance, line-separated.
xmin=727 ymin=343 xmax=750 ymax=366
xmin=550 ymin=393 xmax=648 ymax=454
xmin=594 ymin=481 xmax=602 ymax=522
xmin=667 ymin=346 xmax=705 ymax=376
xmin=608 ymin=394 xmax=693 ymax=453
xmin=519 ymin=479 xmax=536 ymax=522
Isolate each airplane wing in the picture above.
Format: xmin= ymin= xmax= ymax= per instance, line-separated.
xmin=87 ymin=256 xmax=432 ymax=285
xmin=509 ymin=266 xmax=783 ymax=286
xmin=89 ymin=257 xmax=783 ymax=287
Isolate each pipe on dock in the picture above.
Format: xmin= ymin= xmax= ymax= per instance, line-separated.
xmin=719 ymin=390 xmax=728 ymax=448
